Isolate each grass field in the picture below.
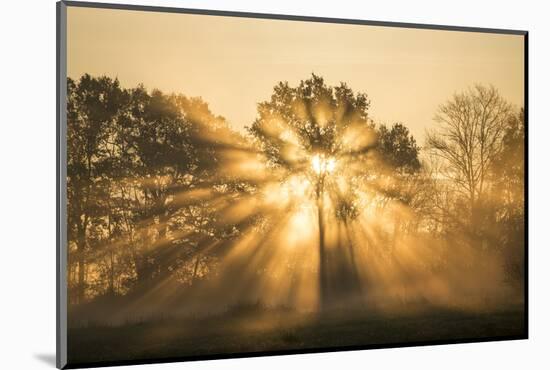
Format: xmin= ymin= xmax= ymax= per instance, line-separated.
xmin=67 ymin=306 xmax=525 ymax=366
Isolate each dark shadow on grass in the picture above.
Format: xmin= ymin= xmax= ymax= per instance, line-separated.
xmin=34 ymin=353 xmax=56 ymax=367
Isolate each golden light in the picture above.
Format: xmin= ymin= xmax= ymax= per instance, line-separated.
xmin=311 ymin=154 xmax=337 ymax=175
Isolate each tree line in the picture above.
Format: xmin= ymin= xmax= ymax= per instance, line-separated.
xmin=66 ymin=74 xmax=524 ymax=307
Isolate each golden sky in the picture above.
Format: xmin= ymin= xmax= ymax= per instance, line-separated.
xmin=67 ymin=6 xmax=524 ymax=141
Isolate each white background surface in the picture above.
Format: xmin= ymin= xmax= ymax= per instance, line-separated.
xmin=0 ymin=0 xmax=548 ymax=369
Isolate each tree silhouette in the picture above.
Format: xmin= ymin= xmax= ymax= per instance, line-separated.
xmin=249 ymin=74 xmax=421 ymax=310
xmin=377 ymin=123 xmax=421 ymax=174
xmin=67 ymin=74 xmax=130 ymax=302
xmin=491 ymin=108 xmax=525 ymax=281
xmin=426 ymin=85 xmax=513 ymax=217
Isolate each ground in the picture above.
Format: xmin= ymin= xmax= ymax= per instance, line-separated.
xmin=67 ymin=306 xmax=525 ymax=366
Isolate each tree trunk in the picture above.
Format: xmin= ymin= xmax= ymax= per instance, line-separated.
xmin=192 ymin=255 xmax=202 ymax=283
xmin=76 ymin=224 xmax=86 ymax=304
xmin=109 ymin=249 xmax=115 ymax=295
xmin=77 ymin=256 xmax=85 ymax=303
xmin=316 ymin=178 xmax=328 ymax=313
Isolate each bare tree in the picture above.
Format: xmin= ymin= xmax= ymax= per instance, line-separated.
xmin=426 ymin=85 xmax=514 ymax=215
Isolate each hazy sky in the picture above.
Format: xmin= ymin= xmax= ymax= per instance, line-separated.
xmin=67 ymin=7 xmax=524 ymax=141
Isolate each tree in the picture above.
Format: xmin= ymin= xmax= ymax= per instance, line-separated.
xmin=377 ymin=123 xmax=421 ymax=174
xmin=67 ymin=74 xmax=129 ymax=303
xmin=426 ymin=85 xmax=514 ymax=222
xmin=492 ymin=108 xmax=525 ymax=216
xmin=491 ymin=108 xmax=525 ymax=281
xmin=249 ymin=74 xmax=421 ymax=310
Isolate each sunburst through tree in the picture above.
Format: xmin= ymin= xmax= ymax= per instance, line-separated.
xmin=246 ymin=74 xmax=422 ymax=311
xmin=66 ymin=73 xmax=524 ymax=364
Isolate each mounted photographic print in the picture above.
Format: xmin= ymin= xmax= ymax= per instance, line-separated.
xmin=56 ymin=1 xmax=528 ymax=368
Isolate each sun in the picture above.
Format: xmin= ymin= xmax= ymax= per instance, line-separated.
xmin=311 ymin=154 xmax=337 ymax=175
